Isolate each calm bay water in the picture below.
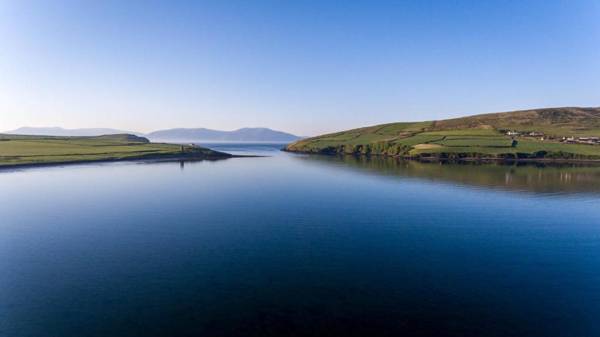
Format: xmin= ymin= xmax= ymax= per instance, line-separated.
xmin=1 ymin=143 xmax=600 ymax=337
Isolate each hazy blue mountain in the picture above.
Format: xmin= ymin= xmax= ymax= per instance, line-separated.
xmin=5 ymin=126 xmax=302 ymax=142
xmin=146 ymin=127 xmax=301 ymax=142
xmin=5 ymin=127 xmax=141 ymax=137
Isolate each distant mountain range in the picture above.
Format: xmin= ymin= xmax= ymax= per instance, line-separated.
xmin=5 ymin=127 xmax=141 ymax=137
xmin=4 ymin=126 xmax=302 ymax=142
xmin=146 ymin=128 xmax=300 ymax=142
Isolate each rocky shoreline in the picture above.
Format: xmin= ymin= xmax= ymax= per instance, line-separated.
xmin=283 ymin=148 xmax=600 ymax=164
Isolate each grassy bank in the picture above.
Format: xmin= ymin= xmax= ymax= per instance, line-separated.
xmin=0 ymin=134 xmax=232 ymax=168
xmin=286 ymin=107 xmax=600 ymax=162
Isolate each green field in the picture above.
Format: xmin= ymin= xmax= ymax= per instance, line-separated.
xmin=286 ymin=107 xmax=600 ymax=161
xmin=0 ymin=134 xmax=231 ymax=167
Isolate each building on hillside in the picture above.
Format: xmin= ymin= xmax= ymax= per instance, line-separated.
xmin=561 ymin=136 xmax=600 ymax=145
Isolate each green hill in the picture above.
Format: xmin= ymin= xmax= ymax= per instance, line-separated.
xmin=286 ymin=107 xmax=600 ymax=161
xmin=0 ymin=134 xmax=232 ymax=168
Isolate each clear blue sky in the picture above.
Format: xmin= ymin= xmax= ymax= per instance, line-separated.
xmin=1 ymin=1 xmax=598 ymax=135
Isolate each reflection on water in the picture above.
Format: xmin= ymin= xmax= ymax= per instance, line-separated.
xmin=296 ymin=154 xmax=600 ymax=195
xmin=1 ymin=145 xmax=600 ymax=337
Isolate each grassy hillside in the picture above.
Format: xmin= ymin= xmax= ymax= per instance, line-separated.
xmin=286 ymin=107 xmax=600 ymax=161
xmin=0 ymin=134 xmax=231 ymax=167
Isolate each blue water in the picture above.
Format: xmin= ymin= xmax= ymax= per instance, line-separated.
xmin=1 ymin=144 xmax=599 ymax=337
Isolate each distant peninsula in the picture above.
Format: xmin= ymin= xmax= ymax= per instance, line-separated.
xmin=5 ymin=127 xmax=302 ymax=142
xmin=5 ymin=127 xmax=143 ymax=137
xmin=285 ymin=107 xmax=600 ymax=162
xmin=0 ymin=134 xmax=233 ymax=169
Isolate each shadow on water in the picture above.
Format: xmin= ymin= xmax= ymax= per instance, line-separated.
xmin=293 ymin=154 xmax=600 ymax=196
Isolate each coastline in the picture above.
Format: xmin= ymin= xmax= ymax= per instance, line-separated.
xmin=0 ymin=153 xmax=259 ymax=171
xmin=282 ymin=149 xmax=600 ymax=165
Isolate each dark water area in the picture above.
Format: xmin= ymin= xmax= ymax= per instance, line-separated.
xmin=1 ymin=143 xmax=599 ymax=337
